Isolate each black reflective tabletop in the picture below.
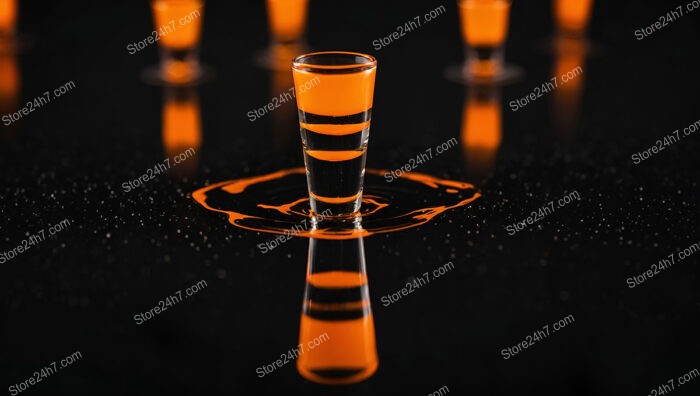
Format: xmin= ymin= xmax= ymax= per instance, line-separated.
xmin=2 ymin=1 xmax=700 ymax=395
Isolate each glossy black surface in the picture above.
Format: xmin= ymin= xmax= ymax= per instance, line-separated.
xmin=2 ymin=1 xmax=699 ymax=394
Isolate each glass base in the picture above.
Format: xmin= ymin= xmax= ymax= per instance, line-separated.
xmin=141 ymin=64 xmax=214 ymax=87
xmin=445 ymin=63 xmax=524 ymax=86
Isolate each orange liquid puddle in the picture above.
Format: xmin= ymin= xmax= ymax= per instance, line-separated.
xmin=151 ymin=0 xmax=204 ymax=50
xmin=191 ymin=168 xmax=480 ymax=240
xmin=459 ymin=0 xmax=511 ymax=47
xmin=266 ymin=0 xmax=308 ymax=43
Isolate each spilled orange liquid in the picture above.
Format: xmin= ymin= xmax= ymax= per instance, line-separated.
xmin=554 ymin=0 xmax=594 ymax=37
xmin=266 ymin=0 xmax=309 ymax=43
xmin=191 ymin=168 xmax=481 ymax=240
xmin=298 ymin=271 xmax=378 ymax=385
xmin=162 ymin=87 xmax=201 ymax=173
xmin=458 ymin=0 xmax=511 ymax=47
xmin=462 ymin=88 xmax=502 ymax=176
xmin=0 ymin=0 xmax=17 ymax=39
xmin=151 ymin=0 xmax=204 ymax=50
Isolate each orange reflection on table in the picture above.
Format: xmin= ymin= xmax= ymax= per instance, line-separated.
xmin=551 ymin=36 xmax=586 ymax=139
xmin=162 ymin=87 xmax=201 ymax=175
xmin=554 ymin=0 xmax=594 ymax=37
xmin=461 ymin=86 xmax=502 ymax=178
xmin=266 ymin=0 xmax=308 ymax=44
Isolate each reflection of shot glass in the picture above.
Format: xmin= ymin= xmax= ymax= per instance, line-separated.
xmin=554 ymin=0 xmax=594 ymax=38
xmin=297 ymin=234 xmax=378 ymax=384
xmin=292 ymin=52 xmax=377 ymax=222
xmin=162 ymin=86 xmax=201 ymax=175
xmin=457 ymin=0 xmax=519 ymax=83
xmin=257 ymin=0 xmax=309 ymax=70
xmin=146 ymin=0 xmax=207 ymax=85
xmin=461 ymin=86 xmax=502 ymax=180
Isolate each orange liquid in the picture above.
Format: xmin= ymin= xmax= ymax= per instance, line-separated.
xmin=298 ymin=271 xmax=378 ymax=385
xmin=554 ymin=0 xmax=593 ymax=36
xmin=458 ymin=0 xmax=511 ymax=47
xmin=0 ymin=0 xmax=17 ymax=38
xmin=462 ymin=90 xmax=502 ymax=176
xmin=266 ymin=0 xmax=308 ymax=43
xmin=151 ymin=0 xmax=204 ymax=50
xmin=293 ymin=68 xmax=376 ymax=119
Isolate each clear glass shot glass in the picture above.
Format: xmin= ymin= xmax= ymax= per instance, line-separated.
xmin=144 ymin=0 xmax=210 ymax=85
xmin=456 ymin=0 xmax=520 ymax=84
xmin=292 ymin=52 xmax=377 ymax=223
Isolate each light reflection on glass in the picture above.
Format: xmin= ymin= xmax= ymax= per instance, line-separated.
xmin=551 ymin=36 xmax=587 ymax=140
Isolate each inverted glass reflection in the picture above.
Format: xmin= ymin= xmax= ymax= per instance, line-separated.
xmin=297 ymin=227 xmax=378 ymax=384
xmin=461 ymin=85 xmax=502 ymax=181
xmin=162 ymin=86 xmax=201 ymax=176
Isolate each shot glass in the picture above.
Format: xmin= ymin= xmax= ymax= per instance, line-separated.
xmin=554 ymin=0 xmax=594 ymax=38
xmin=292 ymin=52 xmax=377 ymax=223
xmin=456 ymin=0 xmax=520 ymax=84
xmin=256 ymin=0 xmax=309 ymax=70
xmin=145 ymin=0 xmax=208 ymax=85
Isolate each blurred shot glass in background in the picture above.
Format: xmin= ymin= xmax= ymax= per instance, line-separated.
xmin=449 ymin=0 xmax=521 ymax=85
xmin=256 ymin=0 xmax=309 ymax=70
xmin=0 ymin=0 xmax=17 ymax=52
xmin=144 ymin=0 xmax=210 ymax=85
xmin=292 ymin=52 xmax=377 ymax=223
xmin=554 ymin=0 xmax=594 ymax=39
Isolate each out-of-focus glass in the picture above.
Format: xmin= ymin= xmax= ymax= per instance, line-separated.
xmin=458 ymin=0 xmax=512 ymax=81
xmin=554 ymin=0 xmax=594 ymax=38
xmin=148 ymin=0 xmax=206 ymax=85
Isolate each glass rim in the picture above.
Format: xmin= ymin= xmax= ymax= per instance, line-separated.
xmin=292 ymin=51 xmax=377 ymax=73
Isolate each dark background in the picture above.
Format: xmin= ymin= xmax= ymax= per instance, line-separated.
xmin=2 ymin=0 xmax=699 ymax=394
